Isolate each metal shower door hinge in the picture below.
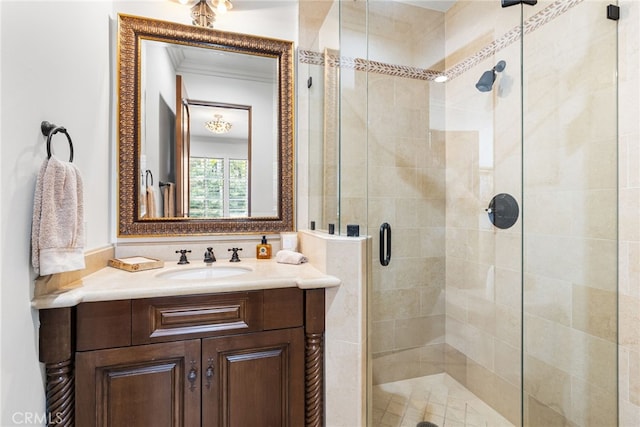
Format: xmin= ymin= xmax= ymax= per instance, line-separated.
xmin=502 ymin=0 xmax=537 ymax=7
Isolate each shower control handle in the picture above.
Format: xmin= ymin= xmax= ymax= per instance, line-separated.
xmin=486 ymin=193 xmax=519 ymax=229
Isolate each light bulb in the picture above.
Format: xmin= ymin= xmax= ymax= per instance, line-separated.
xmin=213 ymin=0 xmax=230 ymax=14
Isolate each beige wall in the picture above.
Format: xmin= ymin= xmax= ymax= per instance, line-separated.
xmin=618 ymin=0 xmax=640 ymax=424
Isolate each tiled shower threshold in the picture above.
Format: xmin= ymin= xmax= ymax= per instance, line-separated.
xmin=372 ymin=373 xmax=514 ymax=427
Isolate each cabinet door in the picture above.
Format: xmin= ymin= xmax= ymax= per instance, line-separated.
xmin=202 ymin=328 xmax=304 ymax=427
xmin=76 ymin=340 xmax=201 ymax=427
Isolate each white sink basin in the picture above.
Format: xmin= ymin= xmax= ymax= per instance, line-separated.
xmin=156 ymin=265 xmax=252 ymax=280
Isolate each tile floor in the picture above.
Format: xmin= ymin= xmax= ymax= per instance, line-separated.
xmin=371 ymin=373 xmax=515 ymax=427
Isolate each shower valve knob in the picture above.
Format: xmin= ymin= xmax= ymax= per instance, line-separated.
xmin=486 ymin=193 xmax=519 ymax=229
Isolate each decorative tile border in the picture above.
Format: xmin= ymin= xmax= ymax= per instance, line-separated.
xmin=524 ymin=0 xmax=585 ymax=34
xmin=299 ymin=0 xmax=583 ymax=81
xmin=298 ymin=49 xmax=325 ymax=66
xmin=299 ymin=49 xmax=443 ymax=81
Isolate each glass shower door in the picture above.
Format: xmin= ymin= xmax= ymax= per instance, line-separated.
xmin=521 ymin=1 xmax=619 ymax=425
xmin=326 ymin=0 xmax=618 ymax=425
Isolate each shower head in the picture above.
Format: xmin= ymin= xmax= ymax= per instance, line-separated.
xmin=476 ymin=60 xmax=506 ymax=92
xmin=476 ymin=70 xmax=496 ymax=92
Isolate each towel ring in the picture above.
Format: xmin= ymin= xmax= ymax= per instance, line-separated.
xmin=145 ymin=169 xmax=153 ymax=187
xmin=41 ymin=121 xmax=74 ymax=162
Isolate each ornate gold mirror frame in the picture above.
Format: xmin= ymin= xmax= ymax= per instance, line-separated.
xmin=117 ymin=14 xmax=294 ymax=236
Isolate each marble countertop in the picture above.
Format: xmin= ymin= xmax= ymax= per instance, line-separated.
xmin=31 ymin=259 xmax=341 ymax=309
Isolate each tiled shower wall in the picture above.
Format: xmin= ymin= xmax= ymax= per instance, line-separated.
xmin=443 ymin=2 xmax=523 ymax=423
xmin=522 ymin=2 xmax=618 ymax=425
xmin=365 ymin=73 xmax=447 ymax=384
xmin=618 ymin=0 xmax=640 ymax=424
xmin=298 ymin=0 xmax=640 ymax=425
xmin=336 ymin=1 xmax=449 ymax=385
xmin=443 ymin=1 xmax=621 ymax=425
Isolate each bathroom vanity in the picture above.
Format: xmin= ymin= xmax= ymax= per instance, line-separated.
xmin=31 ymin=12 xmax=344 ymax=426
xmin=34 ymin=260 xmax=340 ymax=427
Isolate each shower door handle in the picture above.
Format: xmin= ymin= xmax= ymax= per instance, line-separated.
xmin=379 ymin=222 xmax=391 ymax=266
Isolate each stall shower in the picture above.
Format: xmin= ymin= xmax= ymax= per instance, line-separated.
xmin=303 ymin=0 xmax=619 ymax=425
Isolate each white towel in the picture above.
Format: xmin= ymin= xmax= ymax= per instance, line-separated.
xmin=275 ymin=249 xmax=308 ymax=265
xmin=146 ymin=185 xmax=157 ymax=218
xmin=162 ymin=182 xmax=175 ymax=217
xmin=31 ymin=156 xmax=85 ymax=276
xmin=139 ymin=182 xmax=147 ymax=217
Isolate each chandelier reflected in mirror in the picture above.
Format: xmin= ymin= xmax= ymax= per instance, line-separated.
xmin=205 ymin=114 xmax=232 ymax=134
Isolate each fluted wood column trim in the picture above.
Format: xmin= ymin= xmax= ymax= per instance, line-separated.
xmin=44 ymin=360 xmax=74 ymax=427
xmin=304 ymin=289 xmax=325 ymax=427
xmin=39 ymin=308 xmax=74 ymax=427
xmin=305 ymin=332 xmax=324 ymax=427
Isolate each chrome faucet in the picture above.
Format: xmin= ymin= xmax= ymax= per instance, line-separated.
xmin=204 ymin=247 xmax=216 ymax=264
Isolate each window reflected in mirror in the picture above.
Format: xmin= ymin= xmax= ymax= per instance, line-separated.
xmin=181 ymin=102 xmax=252 ymax=219
xmin=190 ymin=157 xmax=249 ymax=218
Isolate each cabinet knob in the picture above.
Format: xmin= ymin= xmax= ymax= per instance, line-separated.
xmin=205 ymin=358 xmax=214 ymax=389
xmin=187 ymin=361 xmax=198 ymax=392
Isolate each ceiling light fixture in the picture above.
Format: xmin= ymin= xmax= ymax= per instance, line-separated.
xmin=188 ymin=0 xmax=233 ymax=28
xmin=205 ymin=114 xmax=232 ymax=134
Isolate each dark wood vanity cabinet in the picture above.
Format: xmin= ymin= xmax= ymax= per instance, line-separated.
xmin=39 ymin=287 xmax=325 ymax=427
xmin=75 ymin=339 xmax=202 ymax=426
xmin=202 ymin=328 xmax=305 ymax=426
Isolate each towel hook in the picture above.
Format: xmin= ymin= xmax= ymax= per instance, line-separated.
xmin=41 ymin=121 xmax=74 ymax=162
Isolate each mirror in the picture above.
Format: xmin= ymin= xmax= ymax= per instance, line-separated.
xmin=117 ymin=14 xmax=294 ymax=236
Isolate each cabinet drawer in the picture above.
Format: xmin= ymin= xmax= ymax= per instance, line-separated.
xmin=132 ymin=291 xmax=263 ymax=344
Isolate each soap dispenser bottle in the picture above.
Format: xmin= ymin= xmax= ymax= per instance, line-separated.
xmin=256 ymin=235 xmax=272 ymax=259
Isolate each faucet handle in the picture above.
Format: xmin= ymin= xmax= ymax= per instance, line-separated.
xmin=228 ymin=247 xmax=242 ymax=262
xmin=176 ymin=249 xmax=191 ymax=264
xmin=204 ymin=247 xmax=216 ymax=264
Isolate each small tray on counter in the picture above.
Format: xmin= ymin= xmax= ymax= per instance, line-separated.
xmin=108 ymin=256 xmax=164 ymax=272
